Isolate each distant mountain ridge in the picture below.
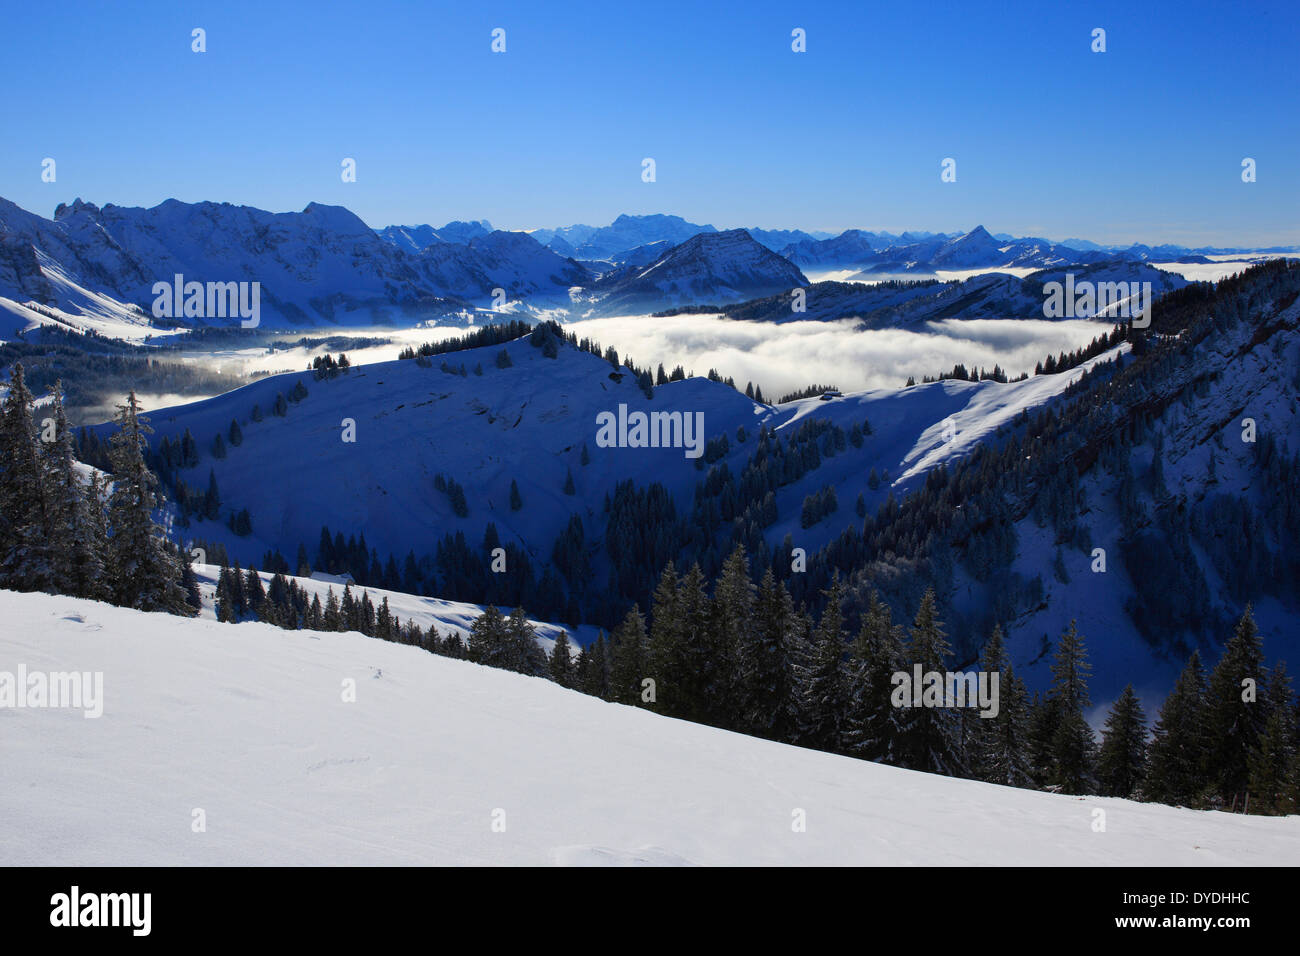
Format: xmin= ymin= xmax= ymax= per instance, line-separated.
xmin=0 ymin=195 xmax=1292 ymax=335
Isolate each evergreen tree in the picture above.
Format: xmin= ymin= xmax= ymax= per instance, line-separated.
xmin=509 ymin=479 xmax=522 ymax=511
xmin=842 ymin=591 xmax=907 ymax=763
xmin=970 ymin=625 xmax=1032 ymax=786
xmin=737 ymin=569 xmax=799 ymax=741
xmin=1026 ymin=692 xmax=1060 ymax=789
xmin=581 ymin=633 xmax=610 ymax=699
xmin=204 ymin=469 xmax=221 ymax=520
xmin=180 ymin=551 xmax=202 ymax=612
xmin=893 ymin=588 xmax=963 ymax=775
xmin=1247 ymin=707 xmax=1296 ymax=815
xmin=1206 ymin=606 xmax=1268 ymax=804
xmin=1097 ymin=685 xmax=1148 ymax=798
xmin=646 ymin=563 xmax=682 ymax=716
xmin=506 ymin=606 xmax=547 ymax=676
xmin=44 ymin=382 xmax=107 ymax=599
xmin=549 ymin=631 xmax=575 ymax=688
xmin=1142 ymin=651 xmax=1210 ymax=806
xmin=0 ymin=364 xmax=56 ymax=591
xmin=1047 ymin=620 xmax=1097 ymax=793
xmin=323 ymin=587 xmax=343 ymax=630
xmin=106 ymin=391 xmax=191 ymax=614
xmin=671 ymin=564 xmax=712 ymax=722
xmin=796 ymin=576 xmax=848 ymax=753
xmin=468 ymin=605 xmax=509 ymax=668
xmin=609 ymin=605 xmax=648 ymax=705
xmin=705 ymin=546 xmax=753 ymax=727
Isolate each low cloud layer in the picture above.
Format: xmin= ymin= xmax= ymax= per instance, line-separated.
xmin=564 ymin=315 xmax=1114 ymax=398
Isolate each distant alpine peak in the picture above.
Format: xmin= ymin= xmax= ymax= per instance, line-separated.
xmin=53 ymin=198 xmax=101 ymax=220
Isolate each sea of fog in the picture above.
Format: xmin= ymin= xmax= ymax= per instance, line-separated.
xmin=560 ymin=315 xmax=1116 ymax=398
xmin=168 ymin=316 xmax=1118 ymax=403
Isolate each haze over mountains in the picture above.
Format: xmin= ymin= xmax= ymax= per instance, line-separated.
xmin=2 ymin=196 xmax=1291 ymax=338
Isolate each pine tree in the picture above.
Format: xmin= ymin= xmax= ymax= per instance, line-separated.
xmin=106 ymin=391 xmax=191 ymax=614
xmin=468 ymin=605 xmax=510 ymax=669
xmin=737 ymin=569 xmax=799 ymax=741
xmin=842 ymin=591 xmax=907 ymax=763
xmin=1206 ymin=606 xmax=1268 ymax=804
xmin=1097 ymin=685 xmax=1148 ymax=798
xmin=1047 ymin=620 xmax=1097 ymax=793
xmin=893 ymin=588 xmax=962 ymax=775
xmin=609 ymin=605 xmax=648 ymax=705
xmin=180 ymin=551 xmax=202 ymax=612
xmin=581 ymin=633 xmax=610 ymax=699
xmin=1142 ymin=651 xmax=1210 ymax=806
xmin=509 ymin=479 xmax=522 ymax=511
xmin=796 ymin=576 xmax=848 ymax=753
xmin=44 ymin=382 xmax=107 ymax=599
xmin=549 ymin=631 xmax=575 ymax=688
xmin=317 ymin=587 xmax=337 ymax=629
xmin=1247 ymin=707 xmax=1296 ymax=815
xmin=563 ymin=469 xmax=576 ymax=495
xmin=1026 ymin=692 xmax=1059 ymax=789
xmin=204 ymin=469 xmax=220 ymax=520
xmin=506 ymin=606 xmax=547 ymax=676
xmin=671 ymin=565 xmax=712 ymax=722
xmin=646 ymin=562 xmax=682 ymax=716
xmin=969 ymin=625 xmax=1032 ymax=786
xmin=705 ymin=546 xmax=753 ymax=728
xmin=0 ymin=363 xmax=56 ymax=591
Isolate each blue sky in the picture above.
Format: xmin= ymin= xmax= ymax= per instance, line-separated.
xmin=2 ymin=0 xmax=1296 ymax=245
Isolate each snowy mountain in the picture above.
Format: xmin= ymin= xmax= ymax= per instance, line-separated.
xmin=0 ymin=197 xmax=594 ymax=330
xmin=780 ymin=229 xmax=877 ymax=268
xmin=539 ymin=214 xmax=717 ymax=261
xmin=86 ymin=259 xmax=1298 ymax=715
xmin=721 ymin=262 xmax=1188 ymax=327
xmin=376 ymin=220 xmax=496 ymax=252
xmin=586 ymin=229 xmax=809 ymax=314
xmin=4 ymin=586 xmax=1295 ymax=865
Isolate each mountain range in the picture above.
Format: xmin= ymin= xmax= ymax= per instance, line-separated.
xmin=84 ymin=260 xmax=1300 ymax=710
xmin=3 ymin=196 xmax=1291 ymax=336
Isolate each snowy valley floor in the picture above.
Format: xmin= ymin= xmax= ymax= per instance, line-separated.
xmin=2 ymin=589 xmax=1298 ymax=867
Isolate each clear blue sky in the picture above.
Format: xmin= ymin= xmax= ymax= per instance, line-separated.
xmin=2 ymin=0 xmax=1296 ymax=246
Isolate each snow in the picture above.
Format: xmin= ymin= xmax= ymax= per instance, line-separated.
xmin=3 ymin=587 xmax=1296 ymax=866
xmin=188 ymin=563 xmax=594 ymax=653
xmin=104 ymin=334 xmax=1106 ymax=604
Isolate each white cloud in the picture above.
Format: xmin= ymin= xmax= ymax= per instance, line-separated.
xmin=562 ymin=314 xmax=1112 ymax=397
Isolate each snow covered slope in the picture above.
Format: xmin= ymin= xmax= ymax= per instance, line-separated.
xmin=587 ymin=229 xmax=809 ymax=314
xmin=3 ymin=588 xmax=1295 ymax=866
xmin=109 ymin=330 xmax=1099 ymax=589
xmin=0 ymin=198 xmax=585 ymax=331
xmin=188 ymin=564 xmax=590 ymax=652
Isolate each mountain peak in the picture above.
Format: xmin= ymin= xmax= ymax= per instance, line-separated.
xmin=53 ymin=198 xmax=101 ymax=220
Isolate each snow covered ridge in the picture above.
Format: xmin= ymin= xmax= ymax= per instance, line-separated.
xmin=3 ymin=587 xmax=1297 ymax=866
xmin=5 ymin=195 xmax=1282 ymax=338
